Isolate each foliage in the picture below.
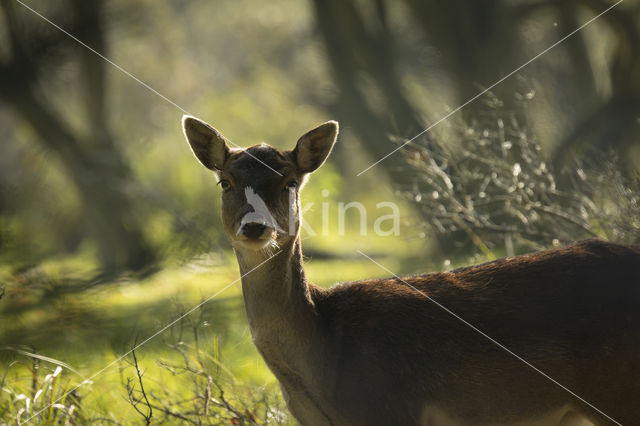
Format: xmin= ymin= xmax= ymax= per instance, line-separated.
xmin=3 ymin=0 xmax=640 ymax=270
xmin=1 ymin=0 xmax=640 ymax=423
xmin=399 ymin=91 xmax=640 ymax=257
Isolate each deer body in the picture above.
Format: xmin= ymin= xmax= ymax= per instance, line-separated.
xmin=182 ymin=115 xmax=640 ymax=426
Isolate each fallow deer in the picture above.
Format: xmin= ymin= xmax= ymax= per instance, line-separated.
xmin=182 ymin=115 xmax=640 ymax=426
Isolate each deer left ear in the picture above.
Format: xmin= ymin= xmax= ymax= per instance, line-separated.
xmin=292 ymin=121 xmax=338 ymax=174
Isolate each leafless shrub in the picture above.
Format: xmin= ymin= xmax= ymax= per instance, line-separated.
xmin=398 ymin=91 xmax=640 ymax=257
xmin=122 ymin=304 xmax=290 ymax=425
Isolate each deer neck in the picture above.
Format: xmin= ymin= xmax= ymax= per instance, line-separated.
xmin=235 ymin=237 xmax=318 ymax=354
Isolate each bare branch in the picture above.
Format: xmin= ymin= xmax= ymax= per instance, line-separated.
xmin=126 ymin=347 xmax=152 ymax=425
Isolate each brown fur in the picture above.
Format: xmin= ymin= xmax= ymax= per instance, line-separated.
xmin=313 ymin=240 xmax=640 ymax=425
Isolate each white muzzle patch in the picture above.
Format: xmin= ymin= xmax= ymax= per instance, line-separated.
xmin=237 ymin=186 xmax=283 ymax=236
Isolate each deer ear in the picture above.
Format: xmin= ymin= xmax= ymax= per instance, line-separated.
xmin=182 ymin=115 xmax=230 ymax=171
xmin=292 ymin=121 xmax=338 ymax=174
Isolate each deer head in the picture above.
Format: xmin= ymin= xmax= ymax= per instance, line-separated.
xmin=182 ymin=115 xmax=338 ymax=254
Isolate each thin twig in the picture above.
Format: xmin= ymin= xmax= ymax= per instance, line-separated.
xmin=128 ymin=347 xmax=152 ymax=425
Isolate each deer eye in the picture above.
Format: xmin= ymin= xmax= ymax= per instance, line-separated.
xmin=217 ymin=179 xmax=231 ymax=191
xmin=284 ymin=181 xmax=298 ymax=191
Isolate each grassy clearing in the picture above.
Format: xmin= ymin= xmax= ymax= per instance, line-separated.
xmin=0 ymin=232 xmax=434 ymax=424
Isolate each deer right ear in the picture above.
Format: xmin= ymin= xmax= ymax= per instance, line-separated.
xmin=182 ymin=115 xmax=230 ymax=171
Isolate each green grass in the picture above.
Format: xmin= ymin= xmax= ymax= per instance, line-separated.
xmin=1 ymin=251 xmax=268 ymax=423
xmin=0 ymin=225 xmax=494 ymax=425
xmin=0 ymin=230 xmax=441 ymax=424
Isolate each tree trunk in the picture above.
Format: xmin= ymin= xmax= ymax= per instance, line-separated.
xmin=5 ymin=87 xmax=153 ymax=272
xmin=312 ymin=0 xmax=424 ymax=177
xmin=0 ymin=0 xmax=154 ymax=272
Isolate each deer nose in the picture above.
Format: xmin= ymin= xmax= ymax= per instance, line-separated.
xmin=241 ymin=222 xmax=268 ymax=239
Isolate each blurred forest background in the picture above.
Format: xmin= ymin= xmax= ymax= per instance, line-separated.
xmin=0 ymin=0 xmax=639 ymax=423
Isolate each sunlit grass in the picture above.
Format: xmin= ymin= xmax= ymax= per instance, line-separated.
xmin=1 ymin=250 xmax=259 ymax=421
xmin=0 ymin=230 xmax=426 ymax=423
